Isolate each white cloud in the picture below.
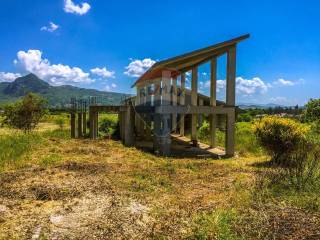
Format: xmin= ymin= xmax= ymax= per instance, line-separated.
xmin=269 ymin=96 xmax=288 ymax=104
xmin=105 ymin=83 xmax=117 ymax=91
xmin=40 ymin=22 xmax=59 ymax=32
xmin=204 ymin=79 xmax=226 ymax=92
xmin=14 ymin=49 xmax=92 ymax=85
xmin=236 ymin=77 xmax=269 ymax=95
xmin=273 ymin=78 xmax=304 ymax=86
xmin=64 ymin=0 xmax=91 ymax=15
xmin=203 ymin=77 xmax=269 ymax=95
xmin=0 ymin=72 xmax=21 ymax=82
xmin=90 ymin=67 xmax=115 ymax=78
xmin=124 ymin=58 xmax=156 ymax=77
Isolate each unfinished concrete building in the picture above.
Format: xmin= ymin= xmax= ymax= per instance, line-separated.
xmin=71 ymin=34 xmax=250 ymax=157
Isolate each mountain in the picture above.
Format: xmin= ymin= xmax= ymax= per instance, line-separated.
xmin=0 ymin=74 xmax=130 ymax=108
xmin=238 ymin=103 xmax=286 ymax=109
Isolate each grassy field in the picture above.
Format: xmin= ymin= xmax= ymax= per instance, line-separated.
xmin=0 ymin=117 xmax=319 ymax=239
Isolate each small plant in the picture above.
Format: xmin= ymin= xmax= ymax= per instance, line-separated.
xmin=55 ymin=117 xmax=65 ymax=130
xmin=253 ymin=116 xmax=308 ymax=166
xmin=2 ymin=93 xmax=48 ymax=132
xmin=99 ymin=115 xmax=119 ymax=138
xmin=303 ymin=98 xmax=320 ymax=122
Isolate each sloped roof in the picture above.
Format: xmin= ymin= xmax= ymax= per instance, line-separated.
xmin=132 ymin=34 xmax=250 ymax=87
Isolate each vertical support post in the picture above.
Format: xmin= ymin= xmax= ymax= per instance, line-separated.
xmin=82 ymin=112 xmax=87 ymax=136
xmin=154 ymin=71 xmax=171 ymax=156
xmin=225 ymin=46 xmax=236 ymax=157
xmin=124 ymin=105 xmax=134 ymax=146
xmin=135 ymin=86 xmax=141 ymax=137
xmin=210 ymin=57 xmax=217 ymax=148
xmin=89 ymin=108 xmax=94 ymax=139
xmin=171 ymin=77 xmax=177 ymax=132
xmin=78 ymin=112 xmax=83 ymax=138
xmin=198 ymin=98 xmax=204 ymax=127
xmin=145 ymin=84 xmax=152 ymax=139
xmin=179 ymin=73 xmax=186 ymax=136
xmin=71 ymin=113 xmax=76 ymax=138
xmin=191 ymin=66 xmax=198 ymax=146
xmin=94 ymin=111 xmax=99 ymax=139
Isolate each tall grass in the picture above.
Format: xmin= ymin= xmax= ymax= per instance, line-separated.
xmin=198 ymin=121 xmax=263 ymax=156
xmin=0 ymin=131 xmax=43 ymax=171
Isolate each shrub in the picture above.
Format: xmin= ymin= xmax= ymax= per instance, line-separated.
xmin=2 ymin=93 xmax=47 ymax=132
xmin=253 ymin=116 xmax=309 ymax=165
xmin=99 ymin=115 xmax=119 ymax=138
xmin=237 ymin=113 xmax=253 ymax=122
xmin=303 ymin=98 xmax=320 ymax=122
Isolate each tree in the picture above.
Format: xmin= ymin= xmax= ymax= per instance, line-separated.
xmin=2 ymin=93 xmax=48 ymax=132
xmin=303 ymin=98 xmax=320 ymax=122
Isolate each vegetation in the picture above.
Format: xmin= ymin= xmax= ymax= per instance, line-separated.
xmin=2 ymin=93 xmax=47 ymax=132
xmin=0 ymin=110 xmax=319 ymax=239
xmin=303 ymin=98 xmax=320 ymax=122
xmin=253 ymin=116 xmax=309 ymax=165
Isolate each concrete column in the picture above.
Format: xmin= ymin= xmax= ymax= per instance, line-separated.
xmin=94 ymin=112 xmax=99 ymax=139
xmin=171 ymin=77 xmax=177 ymax=132
xmin=225 ymin=46 xmax=236 ymax=157
xmin=179 ymin=73 xmax=186 ymax=136
xmin=71 ymin=113 xmax=76 ymax=138
xmin=77 ymin=112 xmax=83 ymax=138
xmin=145 ymin=84 xmax=152 ymax=139
xmin=82 ymin=112 xmax=87 ymax=136
xmin=124 ymin=106 xmax=134 ymax=146
xmin=226 ymin=46 xmax=236 ymax=106
xmin=191 ymin=66 xmax=198 ymax=146
xmin=210 ymin=58 xmax=217 ymax=148
xmin=226 ymin=110 xmax=235 ymax=157
xmin=135 ymin=86 xmax=142 ymax=137
xmin=154 ymin=71 xmax=171 ymax=156
xmin=89 ymin=109 xmax=94 ymax=139
xmin=198 ymin=98 xmax=204 ymax=127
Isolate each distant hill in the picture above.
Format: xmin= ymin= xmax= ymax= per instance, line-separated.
xmin=0 ymin=74 xmax=131 ymax=108
xmin=238 ymin=103 xmax=287 ymax=109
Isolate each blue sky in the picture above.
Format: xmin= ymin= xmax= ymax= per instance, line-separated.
xmin=0 ymin=0 xmax=319 ymax=105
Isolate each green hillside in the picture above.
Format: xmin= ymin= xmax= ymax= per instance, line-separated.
xmin=0 ymin=74 xmax=130 ymax=108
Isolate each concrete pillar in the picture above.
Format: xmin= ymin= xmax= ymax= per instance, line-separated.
xmin=124 ymin=106 xmax=134 ymax=146
xmin=94 ymin=112 xmax=99 ymax=139
xmin=226 ymin=110 xmax=235 ymax=157
xmin=210 ymin=58 xmax=217 ymax=148
xmin=171 ymin=77 xmax=177 ymax=132
xmin=154 ymin=71 xmax=171 ymax=156
xmin=226 ymin=46 xmax=236 ymax=106
xmin=71 ymin=113 xmax=76 ymax=138
xmin=145 ymin=84 xmax=152 ymax=139
xmin=225 ymin=46 xmax=236 ymax=157
xmin=179 ymin=73 xmax=186 ymax=136
xmin=89 ymin=109 xmax=94 ymax=139
xmin=191 ymin=66 xmax=198 ymax=146
xmin=135 ymin=86 xmax=142 ymax=137
xmin=83 ymin=112 xmax=87 ymax=136
xmin=198 ymin=98 xmax=204 ymax=127
xmin=77 ymin=112 xmax=83 ymax=138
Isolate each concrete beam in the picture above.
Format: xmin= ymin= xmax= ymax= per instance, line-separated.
xmin=226 ymin=45 xmax=236 ymax=106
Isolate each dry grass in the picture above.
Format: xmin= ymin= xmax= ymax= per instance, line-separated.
xmin=0 ymin=125 xmax=319 ymax=239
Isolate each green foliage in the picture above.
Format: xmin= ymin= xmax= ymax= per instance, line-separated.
xmin=0 ymin=132 xmax=42 ymax=171
xmin=253 ymin=116 xmax=308 ymax=165
xmin=303 ymin=98 xmax=320 ymax=122
xmin=99 ymin=114 xmax=119 ymax=138
xmin=198 ymin=121 xmax=262 ymax=156
xmin=237 ymin=113 xmax=253 ymax=122
xmin=2 ymin=93 xmax=48 ymax=132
